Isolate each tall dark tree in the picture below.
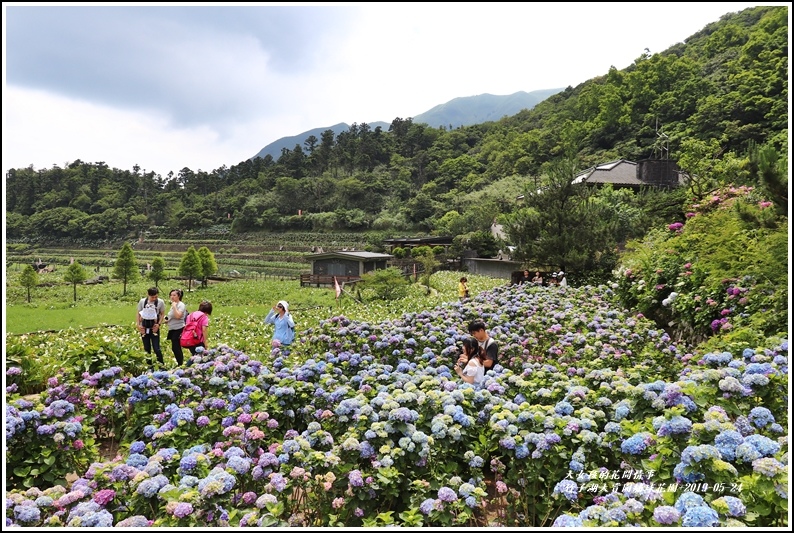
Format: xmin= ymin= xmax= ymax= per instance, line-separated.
xmin=503 ymin=156 xmax=618 ymax=277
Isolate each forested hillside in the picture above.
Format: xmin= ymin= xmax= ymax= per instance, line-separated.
xmin=5 ymin=6 xmax=788 ymax=280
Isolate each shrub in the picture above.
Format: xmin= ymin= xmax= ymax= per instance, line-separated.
xmin=359 ymin=267 xmax=409 ymax=300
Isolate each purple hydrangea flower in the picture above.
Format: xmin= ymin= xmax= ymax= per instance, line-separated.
xmin=438 ymin=486 xmax=458 ymax=502
xmin=652 ymin=506 xmax=680 ymax=525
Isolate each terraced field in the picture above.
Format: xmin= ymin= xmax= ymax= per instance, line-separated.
xmin=5 ymin=232 xmax=374 ymax=279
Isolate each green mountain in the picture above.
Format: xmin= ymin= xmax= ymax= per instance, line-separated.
xmin=413 ymin=89 xmax=564 ymax=129
xmin=251 ymin=122 xmax=387 ymax=161
xmin=251 ymin=89 xmax=563 ymax=161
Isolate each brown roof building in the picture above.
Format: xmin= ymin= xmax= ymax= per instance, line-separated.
xmin=573 ymin=159 xmax=686 ymax=189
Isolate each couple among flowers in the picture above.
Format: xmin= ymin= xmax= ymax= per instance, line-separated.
xmin=453 ymin=320 xmax=498 ymax=387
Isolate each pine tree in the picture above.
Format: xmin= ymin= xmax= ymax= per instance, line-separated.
xmin=63 ymin=261 xmax=88 ymax=302
xmin=178 ymin=246 xmax=203 ymax=292
xmin=149 ymin=256 xmax=166 ymax=288
xmin=19 ymin=265 xmax=39 ymax=303
xmin=503 ymin=156 xmax=618 ymax=277
xmin=112 ymin=242 xmax=140 ymax=295
xmin=197 ymin=246 xmax=218 ymax=288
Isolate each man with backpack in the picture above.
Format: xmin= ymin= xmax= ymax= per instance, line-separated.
xmin=137 ymin=287 xmax=165 ymax=368
xmin=468 ymin=319 xmax=498 ymax=372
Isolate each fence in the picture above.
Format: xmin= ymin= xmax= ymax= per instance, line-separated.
xmin=299 ymin=274 xmax=361 ymax=287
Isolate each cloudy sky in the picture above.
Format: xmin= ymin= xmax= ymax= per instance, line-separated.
xmin=3 ymin=2 xmax=770 ymax=177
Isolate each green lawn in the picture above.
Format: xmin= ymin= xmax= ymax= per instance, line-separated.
xmin=5 ymin=271 xmax=506 ymax=334
xmin=5 ymin=305 xmax=277 ymax=334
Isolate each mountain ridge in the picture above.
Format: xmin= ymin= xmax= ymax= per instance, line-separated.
xmin=251 ymin=88 xmax=564 ymax=161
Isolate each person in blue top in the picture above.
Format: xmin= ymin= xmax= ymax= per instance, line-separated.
xmin=264 ymin=300 xmax=295 ymax=348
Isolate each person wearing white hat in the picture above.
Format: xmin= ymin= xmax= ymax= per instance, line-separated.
xmin=264 ymin=300 xmax=295 ymax=348
xmin=558 ymin=271 xmax=568 ymax=287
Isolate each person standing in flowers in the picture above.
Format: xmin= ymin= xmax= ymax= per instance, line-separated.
xmin=265 ymin=300 xmax=295 ymax=349
xmin=165 ymin=288 xmax=187 ymax=365
xmin=136 ymin=287 xmax=165 ymax=368
xmin=458 ymin=277 xmax=470 ymax=301
xmin=468 ymin=319 xmax=498 ymax=371
xmin=454 ymin=336 xmax=486 ymax=387
xmin=184 ymin=300 xmax=213 ymax=358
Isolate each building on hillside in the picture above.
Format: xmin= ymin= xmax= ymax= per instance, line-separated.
xmin=462 ymin=257 xmax=522 ymax=281
xmin=572 ymin=159 xmax=687 ymax=189
xmin=302 ymin=251 xmax=393 ymax=286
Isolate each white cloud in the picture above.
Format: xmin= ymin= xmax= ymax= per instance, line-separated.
xmin=3 ymin=86 xmax=243 ymax=174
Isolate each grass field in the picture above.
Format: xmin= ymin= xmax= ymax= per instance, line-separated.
xmin=5 ymin=270 xmax=506 ymax=334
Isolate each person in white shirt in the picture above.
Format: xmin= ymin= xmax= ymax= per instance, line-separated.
xmin=558 ymin=271 xmax=568 ymax=287
xmin=454 ymin=337 xmax=485 ymax=387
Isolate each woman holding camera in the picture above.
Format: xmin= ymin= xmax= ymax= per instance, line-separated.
xmin=264 ymin=300 xmax=295 ymax=349
xmin=454 ymin=337 xmax=485 ymax=387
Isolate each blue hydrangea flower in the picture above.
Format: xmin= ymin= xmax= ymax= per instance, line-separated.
xmin=748 ymin=407 xmax=775 ymax=428
xmin=743 ymin=434 xmax=781 ymax=456
xmin=129 ymin=441 xmax=146 ymax=454
xmin=126 ymin=453 xmax=149 ymax=468
xmin=553 ymin=480 xmax=579 ymax=502
xmin=419 ymin=498 xmax=436 ymax=515
xmin=656 ymin=415 xmax=692 ymax=436
xmin=713 ymin=495 xmax=746 ymax=517
xmin=621 ymin=432 xmax=653 ymax=455
xmin=714 ymin=430 xmax=743 ymax=461
xmin=752 ymin=457 xmax=785 ymax=477
xmin=555 ymin=401 xmax=574 ymax=416
xmin=681 ymin=505 xmax=719 ymax=527
xmin=552 ymin=514 xmax=583 ymax=527
xmin=674 ymin=492 xmax=705 ymax=514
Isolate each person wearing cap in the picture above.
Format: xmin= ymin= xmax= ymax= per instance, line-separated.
xmin=548 ymin=272 xmax=559 ymax=286
xmin=264 ymin=300 xmax=295 ymax=348
xmin=558 ymin=271 xmax=568 ymax=287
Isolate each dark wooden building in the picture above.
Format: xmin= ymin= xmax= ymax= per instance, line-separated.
xmin=301 ymin=251 xmax=393 ymax=287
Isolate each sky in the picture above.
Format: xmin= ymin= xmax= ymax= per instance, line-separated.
xmin=2 ymin=2 xmax=776 ymax=178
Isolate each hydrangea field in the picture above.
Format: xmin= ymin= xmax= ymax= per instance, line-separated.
xmin=5 ymin=282 xmax=789 ymax=527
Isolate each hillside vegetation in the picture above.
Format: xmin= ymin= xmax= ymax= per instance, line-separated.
xmin=5 ymin=7 xmax=787 ymax=282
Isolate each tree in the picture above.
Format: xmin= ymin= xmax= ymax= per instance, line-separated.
xmin=112 ymin=242 xmax=139 ymax=295
xmin=359 ymin=267 xmax=409 ymax=301
xmin=748 ymin=142 xmax=788 ymax=216
xmin=178 ymin=246 xmax=203 ymax=292
xmin=197 ymin=246 xmax=218 ymax=287
xmin=19 ymin=265 xmax=39 ymax=303
xmin=63 ymin=261 xmax=88 ymax=302
xmin=148 ymin=256 xmax=166 ymax=288
xmin=503 ymin=156 xmax=619 ymax=279
xmin=411 ymin=247 xmax=440 ymax=294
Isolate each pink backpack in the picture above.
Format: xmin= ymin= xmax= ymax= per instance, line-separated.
xmin=180 ymin=311 xmax=205 ymax=348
